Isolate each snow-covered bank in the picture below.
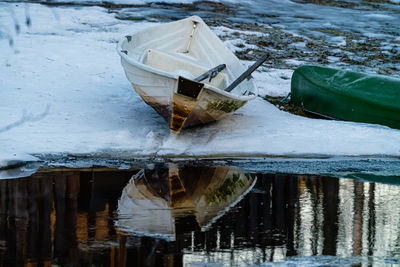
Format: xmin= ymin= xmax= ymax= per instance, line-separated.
xmin=0 ymin=152 xmax=39 ymax=169
xmin=1 ymin=3 xmax=400 ymax=168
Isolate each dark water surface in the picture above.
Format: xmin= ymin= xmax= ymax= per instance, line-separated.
xmin=1 ymin=163 xmax=400 ymax=266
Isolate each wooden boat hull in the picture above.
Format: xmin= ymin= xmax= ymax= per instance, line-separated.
xmin=291 ymin=65 xmax=400 ymax=129
xmin=118 ymin=16 xmax=257 ymax=133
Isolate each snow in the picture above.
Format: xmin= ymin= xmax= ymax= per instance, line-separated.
xmin=29 ymin=0 xmax=251 ymax=4
xmin=0 ymin=153 xmax=40 ymax=179
xmin=46 ymin=0 xmax=196 ymax=4
xmin=1 ymin=3 xmax=400 ymax=168
xmin=252 ymin=68 xmax=292 ymax=97
xmin=331 ymin=36 xmax=346 ymax=46
xmin=0 ymin=152 xmax=39 ymax=169
xmin=213 ymin=26 xmax=268 ymax=38
xmin=364 ymin=14 xmax=396 ymax=20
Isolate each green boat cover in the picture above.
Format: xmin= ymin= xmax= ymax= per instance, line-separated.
xmin=291 ymin=65 xmax=400 ymax=129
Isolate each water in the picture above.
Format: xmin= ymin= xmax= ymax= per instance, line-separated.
xmin=1 ymin=163 xmax=400 ymax=266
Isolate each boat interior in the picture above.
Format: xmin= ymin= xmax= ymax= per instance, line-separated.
xmin=141 ymin=48 xmax=228 ymax=89
xmin=120 ymin=16 xmax=257 ymax=96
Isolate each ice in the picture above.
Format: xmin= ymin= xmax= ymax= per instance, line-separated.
xmin=46 ymin=0 xmax=196 ymax=4
xmin=0 ymin=152 xmax=39 ymax=169
xmin=364 ymin=14 xmax=396 ymax=20
xmin=1 ymin=3 xmax=400 ymax=168
xmin=251 ymin=69 xmax=293 ymax=97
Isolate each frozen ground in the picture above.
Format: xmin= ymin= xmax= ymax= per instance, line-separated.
xmin=1 ymin=2 xmax=400 ymax=167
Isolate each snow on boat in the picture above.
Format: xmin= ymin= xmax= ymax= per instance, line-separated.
xmin=116 ymin=164 xmax=256 ymax=241
xmin=117 ymin=16 xmax=258 ymax=134
xmin=291 ymin=65 xmax=400 ymax=129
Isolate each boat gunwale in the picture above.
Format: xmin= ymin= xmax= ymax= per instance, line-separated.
xmin=293 ymin=65 xmax=400 ymax=110
xmin=116 ymin=17 xmax=258 ymax=102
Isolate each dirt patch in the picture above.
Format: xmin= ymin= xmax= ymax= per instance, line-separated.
xmin=264 ymin=95 xmax=330 ymax=120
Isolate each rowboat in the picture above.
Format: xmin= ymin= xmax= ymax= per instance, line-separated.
xmin=291 ymin=65 xmax=400 ymax=129
xmin=116 ymin=164 xmax=256 ymax=240
xmin=117 ymin=16 xmax=258 ymax=134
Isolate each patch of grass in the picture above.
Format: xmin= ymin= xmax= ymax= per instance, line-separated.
xmin=292 ymin=0 xmax=358 ymax=8
xmin=115 ymin=15 xmax=145 ymax=21
xmin=264 ymin=95 xmax=329 ymax=119
xmin=207 ymin=100 xmax=246 ymax=113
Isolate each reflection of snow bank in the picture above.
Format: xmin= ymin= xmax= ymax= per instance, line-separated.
xmin=1 ymin=3 xmax=400 ymax=169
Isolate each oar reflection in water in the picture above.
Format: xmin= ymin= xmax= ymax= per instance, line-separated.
xmin=115 ymin=164 xmax=257 ymax=241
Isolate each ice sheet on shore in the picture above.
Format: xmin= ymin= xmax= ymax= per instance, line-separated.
xmin=0 ymin=152 xmax=39 ymax=169
xmin=1 ymin=3 xmax=400 ymax=168
xmin=25 ymin=0 xmax=246 ymax=4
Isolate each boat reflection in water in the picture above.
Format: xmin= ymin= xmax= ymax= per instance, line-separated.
xmin=116 ymin=164 xmax=256 ymax=241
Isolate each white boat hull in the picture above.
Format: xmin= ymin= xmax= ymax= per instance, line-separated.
xmin=118 ymin=16 xmax=258 ymax=133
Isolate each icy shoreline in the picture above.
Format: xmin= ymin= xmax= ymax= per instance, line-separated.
xmin=2 ymin=154 xmax=400 ymax=182
xmin=1 ymin=3 xmax=400 ymax=169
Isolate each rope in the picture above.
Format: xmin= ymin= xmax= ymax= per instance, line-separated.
xmin=264 ymin=92 xmax=291 ymax=104
xmin=280 ymin=92 xmax=291 ymax=103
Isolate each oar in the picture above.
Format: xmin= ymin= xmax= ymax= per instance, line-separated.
xmin=194 ymin=64 xmax=226 ymax=82
xmin=225 ymin=53 xmax=269 ymax=92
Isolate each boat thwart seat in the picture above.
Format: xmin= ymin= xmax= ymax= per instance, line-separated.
xmin=141 ymin=49 xmax=228 ymax=89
